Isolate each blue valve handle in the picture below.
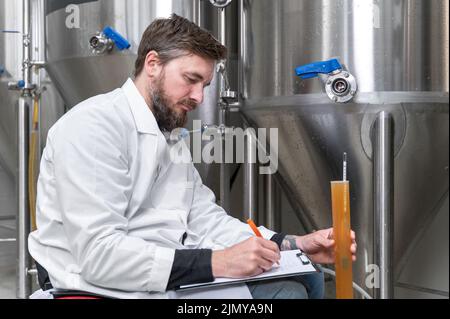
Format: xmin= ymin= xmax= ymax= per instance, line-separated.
xmin=103 ymin=26 xmax=131 ymax=51
xmin=0 ymin=65 xmax=4 ymax=75
xmin=295 ymin=58 xmax=342 ymax=79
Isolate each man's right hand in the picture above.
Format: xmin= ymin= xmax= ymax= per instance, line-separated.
xmin=211 ymin=237 xmax=281 ymax=278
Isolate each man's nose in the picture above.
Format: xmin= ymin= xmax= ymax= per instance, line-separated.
xmin=189 ymin=83 xmax=204 ymax=105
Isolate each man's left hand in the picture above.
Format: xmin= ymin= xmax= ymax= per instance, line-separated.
xmin=295 ymin=228 xmax=357 ymax=264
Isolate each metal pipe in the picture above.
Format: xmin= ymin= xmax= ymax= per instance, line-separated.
xmin=16 ymin=0 xmax=33 ymax=299
xmin=217 ymin=6 xmax=230 ymax=212
xmin=193 ymin=0 xmax=201 ymax=27
xmin=218 ymin=7 xmax=226 ymax=48
xmin=373 ymin=111 xmax=394 ymax=299
xmin=238 ymin=0 xmax=256 ymax=222
xmin=264 ymin=174 xmax=281 ymax=231
xmin=22 ymin=0 xmax=32 ymax=91
xmin=219 ymin=113 xmax=230 ymax=213
xmin=17 ymin=96 xmax=32 ymax=299
xmin=238 ymin=0 xmax=246 ymax=98
xmin=28 ymin=268 xmax=38 ymax=276
xmin=243 ymin=127 xmax=257 ymax=221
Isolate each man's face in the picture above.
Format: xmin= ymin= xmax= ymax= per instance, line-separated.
xmin=149 ymin=54 xmax=214 ymax=132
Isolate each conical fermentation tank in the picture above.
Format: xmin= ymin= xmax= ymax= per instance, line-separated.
xmin=239 ymin=0 xmax=449 ymax=297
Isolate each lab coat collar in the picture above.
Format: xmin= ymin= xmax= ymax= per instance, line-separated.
xmin=122 ymin=78 xmax=160 ymax=135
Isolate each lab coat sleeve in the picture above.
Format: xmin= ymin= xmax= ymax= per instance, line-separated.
xmin=51 ymin=104 xmax=174 ymax=292
xmin=186 ymin=165 xmax=276 ymax=249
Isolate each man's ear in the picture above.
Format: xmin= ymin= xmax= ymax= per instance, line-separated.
xmin=143 ymin=50 xmax=161 ymax=79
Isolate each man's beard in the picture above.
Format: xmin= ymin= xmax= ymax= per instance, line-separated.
xmin=150 ymin=77 xmax=196 ymax=133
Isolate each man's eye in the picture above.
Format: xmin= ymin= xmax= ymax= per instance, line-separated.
xmin=185 ymin=76 xmax=196 ymax=84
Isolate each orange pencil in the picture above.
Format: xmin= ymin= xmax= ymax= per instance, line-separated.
xmin=247 ymin=219 xmax=263 ymax=237
xmin=247 ymin=219 xmax=280 ymax=266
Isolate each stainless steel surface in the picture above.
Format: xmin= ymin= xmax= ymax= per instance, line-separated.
xmin=241 ymin=0 xmax=448 ymax=98
xmin=264 ymin=173 xmax=281 ymax=231
xmin=324 ymin=71 xmax=358 ymax=103
xmin=1 ymin=0 xmax=64 ymax=299
xmin=0 ymin=216 xmax=15 ymax=221
xmin=1 ymin=0 xmax=23 ymax=298
xmin=240 ymin=0 xmax=449 ymax=297
xmin=243 ymin=126 xmax=257 ymax=221
xmin=89 ymin=32 xmax=114 ymax=55
xmin=219 ymin=110 xmax=230 ymax=212
xmin=22 ymin=0 xmax=32 ymax=91
xmin=1 ymin=0 xmax=22 ymax=177
xmin=217 ymin=5 xmax=231 ymax=212
xmin=218 ymin=6 xmax=226 ymax=46
xmin=16 ymin=96 xmax=31 ymax=299
xmin=216 ymin=1 xmax=239 ymax=210
xmin=1 ymin=0 xmax=63 ymax=193
xmin=0 ymin=238 xmax=16 ymax=242
xmin=15 ymin=0 xmax=33 ymax=300
xmin=373 ymin=111 xmax=394 ymax=299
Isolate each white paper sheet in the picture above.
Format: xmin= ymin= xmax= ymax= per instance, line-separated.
xmin=178 ymin=250 xmax=318 ymax=291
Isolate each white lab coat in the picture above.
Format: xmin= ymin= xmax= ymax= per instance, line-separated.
xmin=28 ymin=78 xmax=275 ymax=299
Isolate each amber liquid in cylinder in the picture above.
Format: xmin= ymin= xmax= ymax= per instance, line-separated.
xmin=331 ymin=181 xmax=353 ymax=299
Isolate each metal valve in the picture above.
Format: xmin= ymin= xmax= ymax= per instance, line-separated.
xmin=217 ymin=61 xmax=238 ymax=105
xmin=295 ymin=58 xmax=358 ymax=103
xmin=89 ymin=33 xmax=114 ymax=54
xmin=90 ymin=26 xmax=130 ymax=55
xmin=325 ymin=71 xmax=357 ymax=103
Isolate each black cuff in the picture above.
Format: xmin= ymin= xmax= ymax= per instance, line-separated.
xmin=270 ymin=233 xmax=287 ymax=249
xmin=166 ymin=249 xmax=214 ymax=290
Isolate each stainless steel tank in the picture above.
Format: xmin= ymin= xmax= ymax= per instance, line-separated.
xmin=1 ymin=0 xmax=22 ymax=191
xmin=44 ymin=0 xmax=229 ymax=192
xmin=1 ymin=0 xmax=65 ymax=170
xmin=1 ymin=0 xmax=64 ymax=192
xmin=1 ymin=0 xmax=64 ymax=298
xmin=240 ymin=0 xmax=449 ymax=297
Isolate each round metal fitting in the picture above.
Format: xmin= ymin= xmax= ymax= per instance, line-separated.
xmin=325 ymin=71 xmax=358 ymax=103
xmin=209 ymin=0 xmax=233 ymax=8
xmin=89 ymin=33 xmax=114 ymax=54
xmin=331 ymin=78 xmax=350 ymax=96
xmin=220 ymin=90 xmax=238 ymax=100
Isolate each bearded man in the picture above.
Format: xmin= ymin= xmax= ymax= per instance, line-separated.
xmin=29 ymin=14 xmax=356 ymax=299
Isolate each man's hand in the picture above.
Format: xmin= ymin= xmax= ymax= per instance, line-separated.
xmin=281 ymin=228 xmax=357 ymax=264
xmin=212 ymin=237 xmax=281 ymax=278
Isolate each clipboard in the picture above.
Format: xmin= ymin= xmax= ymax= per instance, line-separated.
xmin=176 ymin=249 xmax=320 ymax=291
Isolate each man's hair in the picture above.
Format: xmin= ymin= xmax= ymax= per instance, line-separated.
xmin=134 ymin=14 xmax=227 ymax=77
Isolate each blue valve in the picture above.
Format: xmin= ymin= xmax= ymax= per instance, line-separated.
xmin=18 ymin=80 xmax=25 ymax=88
xmin=295 ymin=58 xmax=342 ymax=79
xmin=103 ymin=26 xmax=131 ymax=51
xmin=0 ymin=65 xmax=4 ymax=75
